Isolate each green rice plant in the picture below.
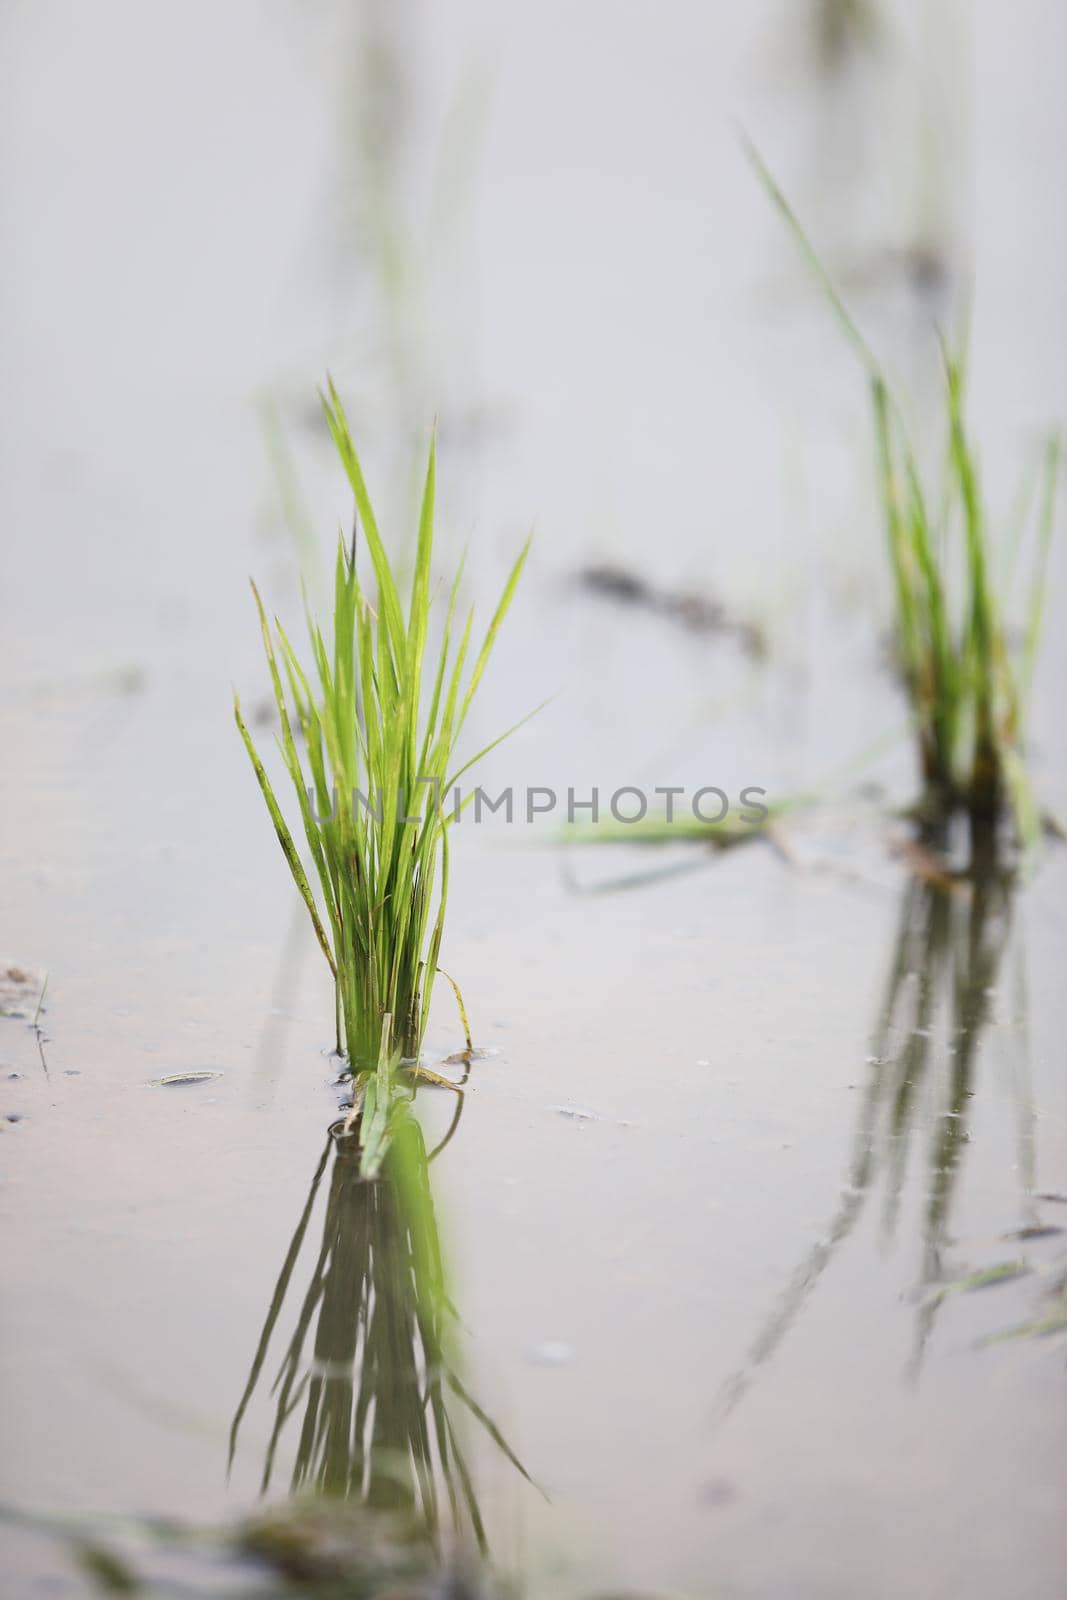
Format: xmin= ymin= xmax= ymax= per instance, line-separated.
xmin=747 ymin=139 xmax=1061 ymax=847
xmin=235 ymin=383 xmax=530 ymax=1161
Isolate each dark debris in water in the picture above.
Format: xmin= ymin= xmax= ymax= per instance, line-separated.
xmin=76 ymin=1542 xmax=140 ymax=1595
xmin=811 ymin=0 xmax=883 ymax=72
xmin=7 ymin=1497 xmax=672 ymax=1599
xmin=575 ymin=563 xmax=766 ymax=656
xmin=444 ymin=1046 xmax=497 ymax=1066
xmin=239 ymin=1501 xmax=445 ymax=1590
xmin=0 ymin=962 xmax=42 ymax=1021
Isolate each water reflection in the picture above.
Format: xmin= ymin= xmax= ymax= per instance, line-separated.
xmin=713 ymin=851 xmax=1034 ymax=1423
xmin=260 ymin=0 xmax=490 ymax=592
xmin=230 ymin=1107 xmax=531 ymax=1560
xmin=770 ymin=0 xmax=961 ymax=347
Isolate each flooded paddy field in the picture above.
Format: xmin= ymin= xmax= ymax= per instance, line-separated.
xmin=2 ymin=3 xmax=1066 ymax=1596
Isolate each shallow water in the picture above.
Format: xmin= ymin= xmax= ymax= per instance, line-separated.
xmin=3 ymin=3 xmax=1067 ymax=1596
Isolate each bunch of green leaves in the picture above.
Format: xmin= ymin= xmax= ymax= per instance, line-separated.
xmin=747 ymin=138 xmax=1061 ymax=845
xmin=235 ymin=382 xmax=530 ymax=1125
xmin=872 ymin=359 xmax=1060 ymax=841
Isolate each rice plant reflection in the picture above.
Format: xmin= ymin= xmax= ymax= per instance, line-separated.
xmin=229 ymin=1105 xmax=530 ymax=1558
xmin=712 ymin=851 xmax=1037 ymax=1424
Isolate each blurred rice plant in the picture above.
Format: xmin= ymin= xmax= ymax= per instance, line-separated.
xmin=748 ymin=138 xmax=1061 ymax=853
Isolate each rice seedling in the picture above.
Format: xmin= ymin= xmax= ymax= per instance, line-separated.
xmin=234 ymin=382 xmax=530 ymax=1168
xmin=229 ymin=1110 xmax=533 ymax=1556
xmin=747 ymin=138 xmax=1062 ymax=853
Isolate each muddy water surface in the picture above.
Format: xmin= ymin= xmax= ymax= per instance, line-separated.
xmin=3 ymin=3 xmax=1067 ymax=1596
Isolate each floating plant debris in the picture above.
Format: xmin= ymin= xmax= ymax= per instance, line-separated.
xmin=0 ymin=963 xmax=41 ymax=1020
xmin=148 ymin=1071 xmax=224 ymax=1088
xmin=577 ymin=562 xmax=765 ymax=655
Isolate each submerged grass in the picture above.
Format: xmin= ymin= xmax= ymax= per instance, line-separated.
xmin=747 ymin=139 xmax=1062 ymax=850
xmin=987 ymin=1272 xmax=1067 ymax=1344
xmin=236 ymin=383 xmax=530 ymax=1167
